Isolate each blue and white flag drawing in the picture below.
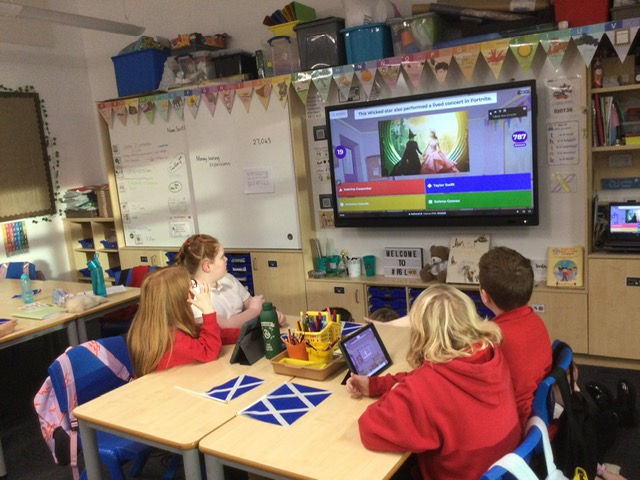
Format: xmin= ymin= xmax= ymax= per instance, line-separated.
xmin=239 ymin=382 xmax=331 ymax=426
xmin=176 ymin=375 xmax=264 ymax=403
xmin=341 ymin=322 xmax=362 ymax=337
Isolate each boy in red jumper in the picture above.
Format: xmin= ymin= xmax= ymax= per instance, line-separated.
xmin=346 ymin=284 xmax=520 ymax=480
xmin=478 ymin=246 xmax=553 ymax=430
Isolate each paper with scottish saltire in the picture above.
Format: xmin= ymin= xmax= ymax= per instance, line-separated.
xmin=238 ymin=382 xmax=331 ymax=426
xmin=176 ymin=374 xmax=264 ymax=403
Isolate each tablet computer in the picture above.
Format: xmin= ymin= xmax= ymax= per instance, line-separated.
xmin=338 ymin=323 xmax=392 ymax=376
xmin=229 ymin=317 xmax=265 ymax=365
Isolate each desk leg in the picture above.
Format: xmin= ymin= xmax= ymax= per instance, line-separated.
xmin=204 ymin=455 xmax=224 ymax=480
xmin=78 ymin=421 xmax=102 ymax=480
xmin=0 ymin=438 xmax=7 ymax=478
xmin=67 ymin=320 xmax=80 ymax=346
xmin=76 ymin=318 xmax=88 ymax=344
xmin=183 ymin=448 xmax=203 ymax=480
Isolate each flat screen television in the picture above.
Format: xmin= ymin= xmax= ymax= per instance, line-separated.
xmin=324 ymin=79 xmax=539 ymax=228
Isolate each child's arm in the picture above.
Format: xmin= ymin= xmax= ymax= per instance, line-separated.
xmin=346 ymin=374 xmax=370 ymax=398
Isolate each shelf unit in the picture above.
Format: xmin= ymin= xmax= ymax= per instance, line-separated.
xmin=587 ymin=54 xmax=640 ymax=361
xmin=63 ymin=217 xmax=120 ymax=283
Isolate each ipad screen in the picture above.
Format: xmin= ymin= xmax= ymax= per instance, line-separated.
xmin=339 ymin=323 xmax=392 ymax=376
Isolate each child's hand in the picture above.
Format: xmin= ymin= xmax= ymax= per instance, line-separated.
xmin=346 ymin=374 xmax=370 ymax=398
xmin=189 ymin=282 xmax=215 ymax=315
xmin=0 ymin=319 xmax=17 ymax=337
xmin=277 ymin=310 xmax=287 ymax=327
xmin=247 ymin=294 xmax=265 ymax=315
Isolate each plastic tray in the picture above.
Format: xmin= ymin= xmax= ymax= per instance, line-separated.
xmin=270 ymin=350 xmax=346 ymax=381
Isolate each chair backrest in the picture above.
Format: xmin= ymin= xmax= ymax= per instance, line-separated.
xmin=532 ymin=375 xmax=557 ymax=426
xmin=0 ymin=261 xmax=38 ymax=280
xmin=114 ymin=265 xmax=156 ymax=287
xmin=480 ymin=420 xmax=544 ymax=480
xmin=552 ymin=339 xmax=573 ymax=372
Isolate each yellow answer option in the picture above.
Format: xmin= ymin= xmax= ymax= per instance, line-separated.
xmin=339 ymin=194 xmax=424 ymax=212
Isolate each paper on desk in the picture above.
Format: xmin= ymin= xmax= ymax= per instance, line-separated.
xmin=176 ymin=375 xmax=264 ymax=403
xmin=78 ymin=285 xmax=127 ymax=296
xmin=238 ymin=382 xmax=331 ymax=426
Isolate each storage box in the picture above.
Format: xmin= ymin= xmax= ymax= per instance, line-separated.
xmin=341 ymin=23 xmax=393 ymax=64
xmin=294 ymin=17 xmax=346 ymax=70
xmin=266 ymin=36 xmax=301 ymax=75
xmin=96 ymin=185 xmax=113 ymax=218
xmin=268 ymin=21 xmax=299 ymax=37
xmin=270 ymin=350 xmax=346 ymax=381
xmin=387 ymin=13 xmax=442 ymax=56
xmin=212 ymin=51 xmax=258 ymax=79
xmin=296 ymin=319 xmax=341 ymax=350
xmin=111 ymin=48 xmax=170 ymax=97
xmin=554 ymin=0 xmax=610 ymax=26
xmin=611 ymin=4 xmax=640 ymax=19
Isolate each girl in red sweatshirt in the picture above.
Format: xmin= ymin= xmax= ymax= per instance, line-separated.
xmin=127 ymin=266 xmax=230 ymax=377
xmin=346 ymin=284 xmax=521 ymax=480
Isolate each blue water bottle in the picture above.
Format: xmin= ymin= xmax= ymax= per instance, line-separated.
xmin=20 ymin=273 xmax=34 ymax=304
xmin=87 ymin=254 xmax=107 ymax=297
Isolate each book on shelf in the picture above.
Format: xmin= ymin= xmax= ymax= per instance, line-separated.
xmin=446 ymin=234 xmax=491 ymax=284
xmin=546 ymin=245 xmax=584 ymax=287
xmin=12 ymin=302 xmax=65 ymax=320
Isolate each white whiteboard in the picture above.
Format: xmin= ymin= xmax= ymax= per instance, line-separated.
xmin=108 ymin=114 xmax=198 ymax=247
xmin=105 ymin=88 xmax=300 ymax=250
xmin=184 ymin=92 xmax=300 ymax=249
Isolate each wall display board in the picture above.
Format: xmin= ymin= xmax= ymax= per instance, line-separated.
xmin=184 ymin=92 xmax=300 ymax=249
xmin=103 ymin=87 xmax=300 ymax=250
xmin=108 ymin=115 xmax=197 ymax=247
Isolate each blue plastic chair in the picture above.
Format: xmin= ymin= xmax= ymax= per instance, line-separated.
xmin=47 ymin=337 xmax=153 ymax=480
xmin=531 ymin=339 xmax=574 ymax=426
xmin=479 ymin=418 xmax=544 ymax=480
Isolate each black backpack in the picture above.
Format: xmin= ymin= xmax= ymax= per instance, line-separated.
xmin=550 ymin=343 xmax=617 ymax=479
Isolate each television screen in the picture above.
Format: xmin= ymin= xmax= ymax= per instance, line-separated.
xmin=325 ymin=80 xmax=539 ymax=228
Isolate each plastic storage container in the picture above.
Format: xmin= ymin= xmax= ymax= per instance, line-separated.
xmin=111 ymin=48 xmax=170 ymax=97
xmin=294 ymin=17 xmax=346 ymax=70
xmin=386 ymin=13 xmax=442 ymax=56
xmin=341 ymin=23 xmax=393 ymax=64
xmin=212 ymin=51 xmax=258 ymax=79
xmin=266 ymin=36 xmax=301 ymax=76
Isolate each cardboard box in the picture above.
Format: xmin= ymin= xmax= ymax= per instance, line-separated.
xmin=97 ymin=185 xmax=114 ymax=218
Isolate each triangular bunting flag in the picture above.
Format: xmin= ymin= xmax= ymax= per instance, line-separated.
xmin=452 ymin=43 xmax=481 ymax=82
xmin=426 ymin=48 xmax=453 ymax=85
xmin=114 ymin=100 xmax=127 ymax=126
xmin=540 ymin=29 xmax=571 ymax=71
xmin=311 ymin=68 xmax=332 ymax=103
xmin=203 ymin=375 xmax=265 ymax=403
xmin=221 ymin=84 xmax=236 ymax=114
xmin=292 ymin=71 xmax=312 ymax=105
xmin=377 ymin=58 xmax=402 ymax=93
xmin=332 ymin=65 xmax=355 ymax=102
xmin=481 ymin=38 xmax=510 ymax=79
xmin=125 ymin=98 xmax=139 ymax=125
xmin=273 ymin=75 xmax=291 ymax=108
xmin=237 ymin=81 xmax=254 ymax=112
xmin=200 ymin=86 xmax=218 ymax=116
xmin=402 ymin=52 xmax=427 ymax=91
xmin=139 ymin=96 xmax=155 ymax=124
xmin=155 ymin=93 xmax=170 ymax=121
xmin=169 ymin=92 xmax=185 ymax=120
xmin=239 ymin=382 xmax=331 ymax=426
xmin=605 ymin=21 xmax=640 ymax=64
xmin=254 ymin=79 xmax=272 ymax=110
xmin=97 ymin=102 xmax=113 ymax=128
xmin=184 ymin=90 xmax=201 ymax=119
xmin=572 ymin=24 xmax=606 ymax=67
xmin=509 ymin=35 xmax=540 ymax=72
xmin=354 ymin=60 xmax=378 ymax=99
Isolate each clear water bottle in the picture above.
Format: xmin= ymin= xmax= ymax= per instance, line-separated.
xmin=20 ymin=273 xmax=34 ymax=304
xmin=260 ymin=302 xmax=283 ymax=359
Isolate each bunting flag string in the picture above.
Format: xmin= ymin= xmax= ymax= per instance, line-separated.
xmin=98 ymin=18 xmax=640 ymax=129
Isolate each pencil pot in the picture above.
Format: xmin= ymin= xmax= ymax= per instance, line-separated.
xmin=307 ymin=345 xmax=333 ymax=363
xmin=298 ymin=319 xmax=341 ymax=351
xmin=286 ymin=342 xmax=309 ymax=361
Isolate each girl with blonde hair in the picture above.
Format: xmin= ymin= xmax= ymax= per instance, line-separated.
xmin=346 ymin=284 xmax=520 ymax=480
xmin=127 ymin=266 xmax=223 ymax=377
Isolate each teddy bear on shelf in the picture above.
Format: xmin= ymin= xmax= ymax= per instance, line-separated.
xmin=420 ymin=245 xmax=450 ymax=283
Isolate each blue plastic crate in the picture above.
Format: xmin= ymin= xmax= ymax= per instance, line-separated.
xmin=100 ymin=239 xmax=118 ymax=250
xmin=341 ymin=23 xmax=393 ymax=64
xmin=165 ymin=252 xmax=177 ymax=266
xmin=368 ymin=286 xmax=406 ymax=299
xmin=105 ymin=266 xmax=122 ymax=278
xmin=79 ymin=268 xmax=91 ymax=278
xmin=78 ymin=238 xmax=94 ymax=249
xmin=111 ymin=48 xmax=169 ymax=97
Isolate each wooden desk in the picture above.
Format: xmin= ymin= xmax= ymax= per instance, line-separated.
xmin=74 ymin=345 xmax=295 ymax=480
xmin=199 ymin=324 xmax=412 ymax=480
